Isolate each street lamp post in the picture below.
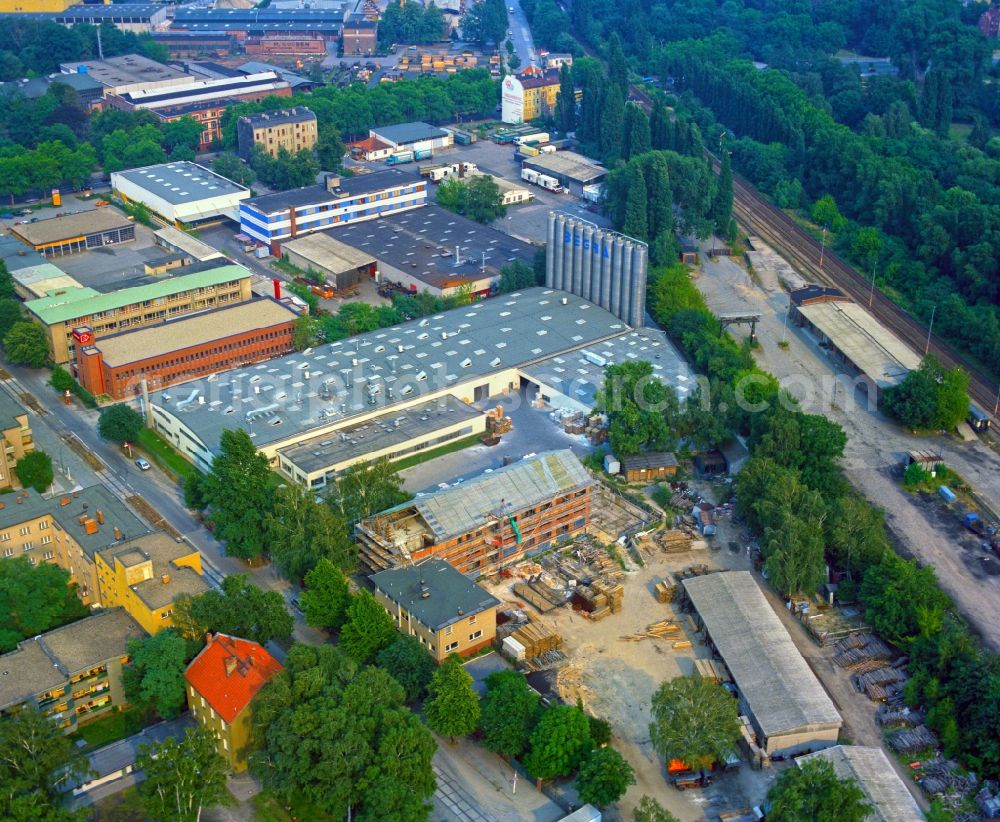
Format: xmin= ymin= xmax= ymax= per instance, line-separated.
xmin=868 ymin=260 xmax=877 ymax=309
xmin=925 ymin=305 xmax=936 ymax=356
xmin=819 ymin=227 xmax=827 ymax=272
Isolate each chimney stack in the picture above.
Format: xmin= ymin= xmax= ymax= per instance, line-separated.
xmin=224 ymin=656 xmax=238 ymax=677
xmin=96 ymin=510 xmax=104 ymax=525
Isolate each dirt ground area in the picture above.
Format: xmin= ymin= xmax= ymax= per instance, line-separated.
xmin=588 ymin=484 xmax=656 ymax=542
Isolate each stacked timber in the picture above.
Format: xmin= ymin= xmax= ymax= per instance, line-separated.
xmin=513 ymin=580 xmax=564 ymax=613
xmin=620 ymin=620 xmax=680 ymax=641
xmin=888 ymin=725 xmax=937 ymax=754
xmin=573 ymin=579 xmax=624 ymax=615
xmin=654 ymin=575 xmax=678 ymax=603
xmin=658 ymin=530 xmax=692 ymax=553
xmin=693 ymin=658 xmax=730 ymax=683
xmin=855 ymin=666 xmax=908 ymax=702
xmin=511 ymin=623 xmax=562 ymax=659
xmin=833 ymin=634 xmax=894 ymax=672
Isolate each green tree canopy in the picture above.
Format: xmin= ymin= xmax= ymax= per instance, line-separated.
xmin=264 ymin=484 xmax=355 ymax=582
xmin=576 ymin=746 xmax=635 ymax=808
xmin=523 ymin=704 xmax=592 ymax=782
xmin=882 ymin=355 xmax=969 ymax=431
xmin=634 ymin=795 xmax=680 ymax=822
xmin=203 ymin=429 xmax=273 ymax=560
xmin=300 ymin=557 xmax=352 ymax=631
xmin=648 ymin=674 xmax=740 ymax=771
xmin=123 ymin=629 xmax=188 ymax=719
xmin=859 ymin=553 xmax=950 ymax=648
xmin=136 ymin=726 xmax=229 ymax=822
xmin=97 ymin=403 xmax=144 ymax=444
xmin=328 ymin=457 xmax=411 ymax=527
xmin=497 ymin=260 xmax=537 ymax=294
xmin=3 ymin=321 xmax=48 ymax=367
xmin=376 ymin=634 xmax=436 ymax=702
xmin=0 ymin=557 xmax=88 ymax=652
xmin=0 ymin=299 xmax=21 ymax=341
xmin=766 ymin=758 xmax=869 ymax=822
xmin=599 ymin=360 xmax=677 ymax=456
xmin=339 ymin=589 xmax=397 ymax=664
xmin=14 ymin=450 xmax=53 ymax=493
xmin=212 ymin=152 xmax=256 ymax=187
xmin=425 ymin=654 xmax=481 ymax=741
xmin=479 ymin=669 xmax=540 ymax=759
xmin=173 ymin=574 xmax=293 ymax=646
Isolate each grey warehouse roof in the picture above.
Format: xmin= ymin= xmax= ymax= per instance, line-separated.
xmin=148 ymin=288 xmax=633 ymax=452
xmin=523 ymin=151 xmax=607 ymax=184
xmin=371 ymin=121 xmax=450 ymax=145
xmin=371 ymin=558 xmax=501 ymax=630
xmin=683 ymin=571 xmax=842 ymax=740
xmin=378 ymin=449 xmax=593 ymax=541
xmin=798 ymin=746 xmax=923 ymax=822
xmin=115 ymin=162 xmax=250 ymax=205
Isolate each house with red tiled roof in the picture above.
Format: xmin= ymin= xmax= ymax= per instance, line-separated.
xmin=348 ymin=134 xmax=393 ymax=161
xmin=184 ymin=633 xmax=283 ymax=771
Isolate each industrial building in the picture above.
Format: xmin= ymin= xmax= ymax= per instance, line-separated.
xmin=797 ymin=746 xmax=923 ymax=822
xmin=185 ymin=633 xmax=283 ymax=771
xmin=146 ymin=287 xmax=690 ymax=483
xmin=1 ymin=71 xmax=104 ymax=106
xmin=170 ymin=5 xmax=349 ymax=41
xmin=789 ymin=285 xmax=921 ymax=402
xmin=111 ymin=162 xmax=252 ymax=227
xmin=330 ymin=203 xmax=535 ymax=298
xmin=281 ymin=233 xmax=376 ymax=291
xmin=95 ymin=532 xmax=209 ymax=635
xmin=369 ymin=122 xmax=454 ymax=154
xmin=10 ymin=210 xmax=135 ymax=257
xmin=30 ymin=4 xmax=168 ymax=31
xmin=10 ymin=263 xmax=79 ymax=299
xmin=107 ymin=73 xmax=293 ymax=149
xmin=682 ymin=571 xmax=843 ymax=758
xmin=342 ymin=19 xmax=377 ymax=55
xmin=357 ymin=450 xmax=594 ymax=574
xmin=25 ymin=263 xmax=254 ymax=363
xmin=0 ymin=0 xmax=74 ymax=13
xmin=237 ymin=107 xmax=318 ymax=160
xmin=525 ymin=152 xmax=607 ymax=195
xmin=154 ymin=226 xmax=225 ymax=263
xmin=75 ymin=297 xmax=300 ymax=399
xmin=371 ymin=559 xmax=501 ymax=660
xmin=0 ymin=393 xmax=34 ymax=492
xmin=60 ymin=55 xmax=192 ymax=97
xmin=0 ymin=485 xmax=147 ymax=605
xmin=239 ymin=170 xmax=427 ymax=253
xmin=150 ymin=31 xmax=235 ymax=59
xmin=546 ymin=212 xmax=648 ymax=327
xmin=0 ymin=609 xmax=146 ymax=734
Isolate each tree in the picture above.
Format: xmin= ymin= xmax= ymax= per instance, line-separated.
xmin=0 ymin=299 xmax=21 ymax=340
xmin=622 ymin=163 xmax=648 ymax=240
xmin=607 ymin=33 xmax=628 ymax=95
xmin=810 ymin=193 xmax=846 ymax=233
xmin=497 ymin=260 xmax=537 ymax=293
xmin=161 ymin=116 xmax=203 ymax=158
xmin=14 ymin=450 xmax=53 ymax=493
xmin=3 ymin=321 xmax=48 ymax=367
xmin=463 ymin=174 xmax=507 ymax=223
xmin=826 ymin=494 xmax=889 ymax=577
xmin=339 ymin=590 xmax=397 ymax=664
xmin=622 ymin=104 xmax=651 ymax=160
xmin=123 ymin=629 xmax=188 ymax=719
xmin=523 ymin=704 xmax=592 ymax=783
xmin=599 ymin=360 xmax=675 ymax=456
xmin=424 ymin=654 xmax=480 ymax=742
xmin=183 ymin=472 xmax=208 ymax=511
xmin=479 ymin=670 xmax=540 ymax=759
xmin=0 ymin=557 xmax=88 ymax=652
xmin=556 ymin=63 xmax=576 ymax=132
xmin=710 ymin=149 xmax=733 ymax=233
xmin=648 ymin=675 xmax=740 ymax=770
xmin=599 ymin=86 xmax=625 ymax=161
xmin=859 ymin=553 xmax=950 ymax=647
xmin=328 ymin=457 xmax=411 ymax=527
xmin=0 ymin=707 xmax=90 ymax=821
xmin=173 ymin=574 xmax=293 ymax=646
xmin=766 ymin=758 xmax=869 ymax=822
xmin=376 ymin=634 xmax=436 ymax=701
xmin=634 ymin=795 xmax=680 ymax=822
xmin=576 ymin=747 xmax=635 ymax=808
xmin=264 ymin=484 xmax=355 ymax=582
xmin=136 ymin=726 xmax=229 ymax=822
xmin=97 ymin=403 xmax=144 ymax=444
xmin=49 ymin=364 xmax=75 ymax=393
xmin=300 ymin=558 xmax=352 ymax=631
xmin=316 ymin=125 xmax=345 ymax=172
xmin=851 ymin=227 xmax=882 ymax=300
xmin=212 ymin=152 xmax=256 ymax=187
xmin=436 ymin=178 xmax=465 ymax=212
xmin=883 ymin=355 xmax=969 ymax=430
xmin=203 ymin=429 xmax=273 ymax=560
xmin=291 ymin=315 xmax=316 ymax=351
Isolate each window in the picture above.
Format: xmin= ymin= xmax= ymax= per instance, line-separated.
xmin=19 ymin=526 xmax=30 ymax=536
xmin=40 ymin=535 xmax=51 ymax=545
xmin=444 ymin=626 xmax=452 ymax=636
xmin=2 ymin=548 xmax=11 ymax=558
xmin=469 ymin=630 xmax=482 ymax=641
xmin=22 ymin=542 xmax=32 ymax=551
xmin=38 ymin=520 xmax=48 ymax=530
xmin=222 ymin=737 xmax=228 ymax=751
xmin=445 ymin=641 xmax=459 ymax=652
xmin=0 ymin=533 xmax=7 ymax=541
xmin=468 ymin=615 xmax=477 ymax=625
xmin=43 ymin=551 xmax=53 ymax=560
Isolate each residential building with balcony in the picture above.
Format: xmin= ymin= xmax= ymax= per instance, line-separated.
xmin=0 ymin=609 xmax=146 ymax=733
xmin=185 ymin=633 xmax=283 ymax=771
xmin=0 ymin=393 xmax=34 ymax=491
xmin=237 ymin=107 xmax=318 ymax=160
xmin=24 ymin=262 xmax=255 ymax=363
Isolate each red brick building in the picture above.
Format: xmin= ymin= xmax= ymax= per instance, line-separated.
xmin=342 ymin=21 xmax=377 ymax=56
xmin=245 ymin=34 xmax=327 ymax=56
xmin=75 ymin=298 xmax=300 ymax=399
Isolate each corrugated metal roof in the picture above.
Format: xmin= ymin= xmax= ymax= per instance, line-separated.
xmin=798 ymin=746 xmax=923 ymax=822
xmin=683 ymin=571 xmax=842 ymax=740
xmin=408 ymin=449 xmax=592 ymax=541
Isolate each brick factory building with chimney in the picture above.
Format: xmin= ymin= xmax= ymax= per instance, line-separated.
xmin=185 ymin=634 xmax=283 ymax=770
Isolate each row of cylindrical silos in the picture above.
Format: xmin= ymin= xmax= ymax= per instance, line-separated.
xmin=545 ymin=212 xmax=647 ymax=328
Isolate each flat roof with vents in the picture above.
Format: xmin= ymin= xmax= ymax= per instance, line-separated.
xmin=113 ymin=162 xmax=251 ymax=206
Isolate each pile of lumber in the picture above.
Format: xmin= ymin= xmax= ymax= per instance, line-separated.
xmin=620 ymin=619 xmax=680 ymax=642
xmin=511 ymin=623 xmax=562 ymax=659
xmin=654 ymin=575 xmax=678 ymax=603
xmin=694 ymin=658 xmax=730 ymax=683
xmin=877 ymin=705 xmax=920 ymax=729
xmin=833 ymin=634 xmax=895 ymax=672
xmin=486 ymin=415 xmax=512 ymax=435
xmin=573 ymin=579 xmax=624 ymax=615
xmin=512 ymin=580 xmax=564 ymax=613
xmin=677 ymin=563 xmax=710 ymax=579
xmin=658 ymin=530 xmax=692 ymax=553
xmin=887 ymin=724 xmax=937 ymax=754
xmin=855 ymin=666 xmax=908 ymax=702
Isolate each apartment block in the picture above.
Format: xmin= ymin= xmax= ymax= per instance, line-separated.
xmin=185 ymin=634 xmax=283 ymax=771
xmin=0 ymin=609 xmax=146 ymax=734
xmin=0 ymin=393 xmax=34 ymax=491
xmin=24 ymin=263 xmax=254 ymax=363
xmin=371 ymin=559 xmax=500 ymax=661
xmin=95 ymin=532 xmax=209 ymax=635
xmin=356 ymin=450 xmax=594 ymax=574
xmin=237 ymin=107 xmax=318 ymax=160
xmin=0 ymin=486 xmax=147 ymax=606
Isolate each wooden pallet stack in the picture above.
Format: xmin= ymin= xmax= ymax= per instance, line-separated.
xmin=511 ymin=623 xmax=562 ymax=659
xmin=654 ymin=574 xmax=678 ymax=603
xmin=658 ymin=530 xmax=692 ymax=553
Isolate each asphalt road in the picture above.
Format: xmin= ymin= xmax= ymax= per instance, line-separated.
xmin=506 ymin=0 xmax=538 ymax=68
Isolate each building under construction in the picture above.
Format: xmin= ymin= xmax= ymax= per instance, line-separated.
xmin=356 ymin=450 xmax=594 ymax=576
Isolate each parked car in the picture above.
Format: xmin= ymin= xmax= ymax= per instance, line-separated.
xmin=135 ymin=457 xmax=151 ymax=471
xmin=0 ymin=213 xmax=13 ymax=219
xmin=672 ymin=770 xmax=713 ymax=791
